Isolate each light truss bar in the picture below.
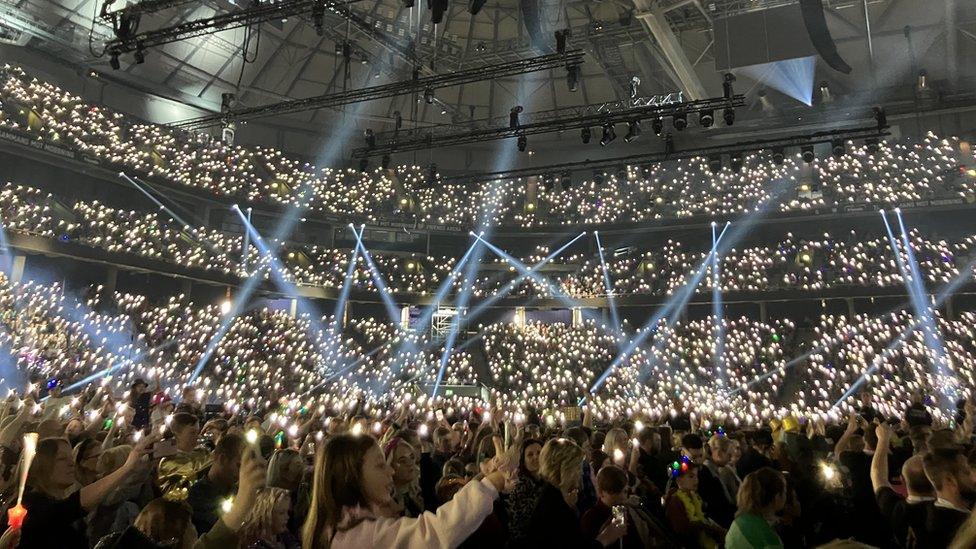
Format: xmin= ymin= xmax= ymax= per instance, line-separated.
xmin=172 ymin=50 xmax=585 ymax=129
xmin=105 ymin=0 xmax=362 ymax=55
xmin=102 ymin=0 xmax=200 ymax=20
xmin=438 ymin=124 xmax=889 ymax=184
xmin=353 ymin=94 xmax=745 ymax=158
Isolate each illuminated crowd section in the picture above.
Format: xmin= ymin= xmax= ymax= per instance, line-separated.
xmin=2 ymin=182 xmax=975 ymax=299
xmin=1 ymin=65 xmax=974 ymax=229
xmin=0 ymin=272 xmax=974 ymax=425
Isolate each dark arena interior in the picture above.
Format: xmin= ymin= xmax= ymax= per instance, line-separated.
xmin=0 ymin=0 xmax=975 ymax=547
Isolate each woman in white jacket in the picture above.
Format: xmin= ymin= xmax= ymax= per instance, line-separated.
xmin=302 ymin=433 xmax=506 ymax=549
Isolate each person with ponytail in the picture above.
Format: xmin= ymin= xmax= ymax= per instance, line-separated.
xmin=302 ymin=433 xmax=506 ymax=549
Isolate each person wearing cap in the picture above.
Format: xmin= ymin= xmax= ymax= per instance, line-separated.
xmin=40 ymin=379 xmax=70 ymax=420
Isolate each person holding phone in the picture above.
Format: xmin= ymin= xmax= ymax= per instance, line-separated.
xmin=582 ymin=464 xmax=675 ymax=548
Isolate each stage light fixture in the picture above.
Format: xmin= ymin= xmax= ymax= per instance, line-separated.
xmin=517 ymin=134 xmax=527 ymax=152
xmin=917 ymin=69 xmax=928 ymax=91
xmin=819 ymin=81 xmax=831 ymax=103
xmin=699 ymin=110 xmax=714 ymax=128
xmin=801 ymin=145 xmax=815 ymax=163
xmin=723 ymin=107 xmax=735 ymax=126
xmin=708 ymin=155 xmax=722 ymax=173
xmin=722 ymin=73 xmax=735 ymax=100
xmin=831 ymin=139 xmax=845 ymax=158
xmin=624 ymin=120 xmax=641 ymax=143
xmin=424 ymin=88 xmax=434 ymax=104
xmin=730 ymin=152 xmax=743 ymax=172
xmin=673 ymin=111 xmax=687 ymax=131
xmin=109 ymin=52 xmax=120 ymax=70
xmin=430 ymin=0 xmax=448 ymax=24
xmin=134 ymin=44 xmax=146 ymax=64
xmin=509 ymin=106 xmax=523 ymax=129
xmin=364 ymin=128 xmax=376 ymax=149
xmin=651 ymin=117 xmax=663 ymax=135
xmin=468 ymin=0 xmax=486 ymax=15
xmin=580 ymin=127 xmax=591 ymax=144
xmin=566 ymin=64 xmax=580 ymax=92
xmin=359 ymin=158 xmax=369 ymax=172
xmin=772 ymin=147 xmax=785 ymax=165
xmin=555 ymin=29 xmax=568 ymax=54
xmin=873 ymin=106 xmax=887 ymax=130
xmin=600 ymin=123 xmax=616 ymax=146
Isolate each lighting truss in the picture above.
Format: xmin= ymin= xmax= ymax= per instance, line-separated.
xmin=172 ymin=49 xmax=585 ymax=130
xmin=352 ymin=94 xmax=745 ymax=158
xmin=105 ymin=0 xmax=362 ymax=56
xmin=438 ymin=124 xmax=889 ymax=183
xmin=101 ymin=0 xmax=200 ymax=21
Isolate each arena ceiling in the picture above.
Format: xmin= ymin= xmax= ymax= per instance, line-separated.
xmin=3 ymin=0 xmax=975 ymax=145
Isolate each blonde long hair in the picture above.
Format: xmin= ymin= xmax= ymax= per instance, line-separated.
xmin=239 ymin=487 xmax=290 ymax=547
xmin=538 ymin=438 xmax=585 ymax=496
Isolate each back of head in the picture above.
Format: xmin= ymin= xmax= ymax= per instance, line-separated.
xmin=434 ymin=474 xmax=466 ymax=505
xmin=97 ymin=445 xmax=133 ymax=477
xmin=28 ymin=437 xmax=69 ymax=495
xmin=539 ymin=438 xmax=585 ymax=495
xmin=596 ymin=464 xmax=628 ymax=495
xmin=214 ymin=432 xmax=245 ymax=462
xmin=303 ymin=434 xmax=377 ymax=549
xmin=241 ymin=487 xmax=290 ymax=545
xmin=604 ymin=428 xmax=628 ymax=452
xmin=267 ymin=448 xmax=302 ymax=489
xmin=637 ymin=428 xmax=660 ymax=451
xmin=133 ymin=498 xmax=193 ymax=546
xmin=737 ymin=467 xmax=786 ymax=516
xmin=681 ymin=433 xmax=703 ymax=451
xmin=169 ymin=412 xmax=198 ymax=433
xmin=902 ymin=455 xmax=936 ymax=497
xmin=928 ymin=429 xmax=958 ymax=450
xmin=923 ymin=447 xmax=965 ymax=491
xmin=565 ymin=426 xmax=588 ymax=448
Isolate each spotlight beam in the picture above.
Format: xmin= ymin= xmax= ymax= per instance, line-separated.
xmin=62 ymin=339 xmax=179 ymax=393
xmin=590 ymin=222 xmax=731 ymax=394
xmin=352 ymin=229 xmax=403 ymax=325
xmin=882 ymin=210 xmax=950 ymax=395
xmin=465 ymin=231 xmax=588 ymax=321
xmin=712 ymin=222 xmax=725 ymax=387
xmin=330 ymin=225 xmax=364 ymax=338
xmin=594 ymin=231 xmax=621 ymax=336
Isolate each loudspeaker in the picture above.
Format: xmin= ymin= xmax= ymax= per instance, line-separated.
xmin=799 ymin=0 xmax=852 ymax=74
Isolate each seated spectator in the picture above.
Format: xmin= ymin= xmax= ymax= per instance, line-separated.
xmin=870 ymin=422 xmax=936 ymax=547
xmin=664 ymin=458 xmax=726 ymax=549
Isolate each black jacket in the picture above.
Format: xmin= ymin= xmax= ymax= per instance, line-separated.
xmin=518 ymin=482 xmax=601 ymax=549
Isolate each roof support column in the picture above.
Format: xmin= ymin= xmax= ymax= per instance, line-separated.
xmin=633 ymin=0 xmax=707 ymax=100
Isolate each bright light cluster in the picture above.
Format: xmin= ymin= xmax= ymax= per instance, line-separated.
xmin=3 ymin=182 xmax=975 ymax=300
xmin=0 ymin=65 xmax=973 ymax=229
xmin=2 ymin=272 xmax=975 ymax=426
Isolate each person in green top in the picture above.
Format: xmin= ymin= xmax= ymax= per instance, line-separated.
xmin=725 ymin=467 xmax=787 ymax=549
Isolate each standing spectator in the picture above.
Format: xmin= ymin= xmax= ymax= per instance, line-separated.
xmin=522 ymin=438 xmax=624 ymax=548
xmin=384 ymin=438 xmax=424 ymax=517
xmin=736 ymin=431 xmax=774 ymax=479
xmin=725 ymin=467 xmax=786 ymax=549
xmin=186 ymin=432 xmax=244 ymax=534
xmin=870 ymin=423 xmax=936 ymax=548
xmin=301 ymin=433 xmax=506 ymax=548
xmin=20 ymin=435 xmax=153 ymax=548
xmin=239 ymin=487 xmax=299 ymax=549
xmin=128 ymin=379 xmax=151 ymax=430
xmin=905 ymin=391 xmax=934 ymax=428
xmin=581 ymin=465 xmax=673 ymax=548
xmin=920 ymin=447 xmax=976 ymax=546
xmin=505 ymin=437 xmax=545 ymax=545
